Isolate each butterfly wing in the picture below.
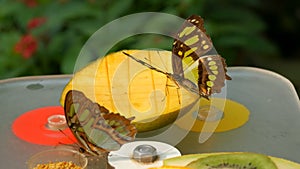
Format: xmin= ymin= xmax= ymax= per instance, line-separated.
xmin=172 ymin=15 xmax=213 ymax=76
xmin=198 ymin=55 xmax=232 ymax=97
xmin=64 ymin=90 xmax=137 ymax=155
xmin=172 ymin=15 xmax=231 ymax=98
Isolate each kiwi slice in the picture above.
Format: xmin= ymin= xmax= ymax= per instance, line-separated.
xmin=186 ymin=152 xmax=278 ymax=169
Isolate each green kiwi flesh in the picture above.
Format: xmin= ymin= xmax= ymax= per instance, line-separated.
xmin=163 ymin=152 xmax=300 ymax=169
xmin=186 ymin=152 xmax=277 ymax=169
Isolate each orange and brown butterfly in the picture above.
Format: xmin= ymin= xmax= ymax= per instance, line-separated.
xmin=64 ymin=90 xmax=137 ymax=156
xmin=123 ymin=15 xmax=231 ymax=99
xmin=172 ymin=15 xmax=231 ymax=98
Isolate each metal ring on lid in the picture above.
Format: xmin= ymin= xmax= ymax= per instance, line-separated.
xmin=197 ymin=105 xmax=223 ymax=122
xmin=108 ymin=141 xmax=181 ymax=169
xmin=47 ymin=114 xmax=67 ymax=130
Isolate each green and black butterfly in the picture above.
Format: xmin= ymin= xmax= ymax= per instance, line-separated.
xmin=64 ymin=90 xmax=137 ymax=156
xmin=123 ymin=15 xmax=231 ymax=99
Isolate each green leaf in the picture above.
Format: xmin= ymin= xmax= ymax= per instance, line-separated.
xmin=69 ymin=18 xmax=102 ymax=36
xmin=60 ymin=40 xmax=83 ymax=74
xmin=206 ymin=21 xmax=265 ymax=37
xmin=106 ymin=0 xmax=133 ymax=20
xmin=215 ymin=34 xmax=277 ymax=55
xmin=46 ymin=33 xmax=67 ymax=57
xmin=0 ymin=1 xmax=23 ymax=18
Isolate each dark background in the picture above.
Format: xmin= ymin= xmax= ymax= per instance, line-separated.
xmin=1 ymin=0 xmax=299 ymax=95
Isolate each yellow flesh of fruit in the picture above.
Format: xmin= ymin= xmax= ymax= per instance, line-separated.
xmin=60 ymin=50 xmax=198 ymax=132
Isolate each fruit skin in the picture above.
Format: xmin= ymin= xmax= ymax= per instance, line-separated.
xmin=186 ymin=152 xmax=277 ymax=169
xmin=163 ymin=152 xmax=300 ymax=169
xmin=271 ymin=156 xmax=300 ymax=169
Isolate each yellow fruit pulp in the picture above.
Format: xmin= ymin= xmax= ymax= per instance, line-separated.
xmin=148 ymin=166 xmax=191 ymax=169
xmin=60 ymin=50 xmax=198 ymax=132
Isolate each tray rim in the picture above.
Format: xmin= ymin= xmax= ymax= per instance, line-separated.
xmin=0 ymin=66 xmax=298 ymax=99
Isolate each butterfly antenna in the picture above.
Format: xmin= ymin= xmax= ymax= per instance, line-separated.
xmin=157 ymin=50 xmax=170 ymax=72
xmin=58 ymin=129 xmax=78 ymax=144
xmin=124 ymin=51 xmax=182 ymax=103
xmin=151 ymin=51 xmax=173 ymax=102
xmin=124 ymin=51 xmax=179 ymax=86
xmin=123 ymin=51 xmax=170 ymax=76
xmin=147 ymin=50 xmax=169 ymax=70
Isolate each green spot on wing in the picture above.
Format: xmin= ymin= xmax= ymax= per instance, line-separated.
xmin=179 ymin=26 xmax=196 ymax=38
xmin=109 ymin=120 xmax=115 ymax=126
xmin=88 ymin=128 xmax=121 ymax=151
xmin=78 ymin=109 xmax=90 ymax=122
xmin=184 ymin=35 xmax=199 ymax=46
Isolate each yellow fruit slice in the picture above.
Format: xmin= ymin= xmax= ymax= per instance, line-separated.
xmin=148 ymin=166 xmax=191 ymax=169
xmin=60 ymin=50 xmax=198 ymax=132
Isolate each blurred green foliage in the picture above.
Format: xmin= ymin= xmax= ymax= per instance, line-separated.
xmin=0 ymin=0 xmax=299 ymax=79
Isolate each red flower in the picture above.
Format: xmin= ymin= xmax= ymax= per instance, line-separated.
xmin=27 ymin=17 xmax=47 ymax=30
xmin=14 ymin=35 xmax=38 ymax=59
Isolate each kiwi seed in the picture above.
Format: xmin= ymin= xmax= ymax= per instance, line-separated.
xmin=186 ymin=152 xmax=278 ymax=169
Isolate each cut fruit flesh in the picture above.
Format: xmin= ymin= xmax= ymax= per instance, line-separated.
xmin=148 ymin=166 xmax=191 ymax=169
xmin=186 ymin=152 xmax=277 ymax=169
xmin=60 ymin=50 xmax=198 ymax=132
xmin=163 ymin=152 xmax=300 ymax=169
